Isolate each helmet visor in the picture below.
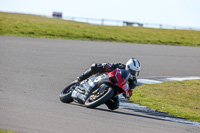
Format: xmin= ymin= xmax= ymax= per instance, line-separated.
xmin=129 ymin=69 xmax=136 ymax=75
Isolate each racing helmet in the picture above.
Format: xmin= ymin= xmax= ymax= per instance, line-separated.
xmin=125 ymin=58 xmax=141 ymax=78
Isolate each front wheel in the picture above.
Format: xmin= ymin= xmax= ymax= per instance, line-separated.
xmin=59 ymin=81 xmax=77 ymax=103
xmin=85 ymin=87 xmax=114 ymax=108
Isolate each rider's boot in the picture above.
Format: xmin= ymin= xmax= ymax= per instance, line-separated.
xmin=77 ymin=68 xmax=94 ymax=82
xmin=105 ymin=96 xmax=119 ymax=110
xmin=77 ymin=63 xmax=101 ymax=83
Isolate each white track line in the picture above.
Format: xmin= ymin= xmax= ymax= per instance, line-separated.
xmin=138 ymin=77 xmax=200 ymax=85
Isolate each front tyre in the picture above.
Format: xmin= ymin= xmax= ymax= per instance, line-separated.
xmin=85 ymin=87 xmax=114 ymax=108
xmin=59 ymin=81 xmax=77 ymax=103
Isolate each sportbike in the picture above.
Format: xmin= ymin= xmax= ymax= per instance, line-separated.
xmin=59 ymin=68 xmax=131 ymax=108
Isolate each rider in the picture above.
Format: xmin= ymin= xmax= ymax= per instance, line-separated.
xmin=77 ymin=58 xmax=141 ymax=110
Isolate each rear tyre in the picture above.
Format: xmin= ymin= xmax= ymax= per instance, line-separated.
xmin=59 ymin=82 xmax=76 ymax=103
xmin=85 ymin=87 xmax=114 ymax=108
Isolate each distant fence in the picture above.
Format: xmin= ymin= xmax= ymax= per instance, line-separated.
xmin=62 ymin=16 xmax=200 ymax=31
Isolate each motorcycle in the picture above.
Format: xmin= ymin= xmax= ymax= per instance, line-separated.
xmin=59 ymin=68 xmax=131 ymax=108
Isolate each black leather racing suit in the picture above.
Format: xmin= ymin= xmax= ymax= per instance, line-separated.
xmin=78 ymin=63 xmax=137 ymax=110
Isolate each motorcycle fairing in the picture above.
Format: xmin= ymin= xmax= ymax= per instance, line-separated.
xmin=107 ymin=68 xmax=130 ymax=92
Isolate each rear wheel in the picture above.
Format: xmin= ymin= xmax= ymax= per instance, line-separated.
xmin=85 ymin=87 xmax=114 ymax=108
xmin=59 ymin=82 xmax=77 ymax=103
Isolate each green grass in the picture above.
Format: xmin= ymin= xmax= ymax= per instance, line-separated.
xmin=1 ymin=12 xmax=200 ymax=46
xmin=0 ymin=130 xmax=17 ymax=133
xmin=130 ymin=80 xmax=200 ymax=122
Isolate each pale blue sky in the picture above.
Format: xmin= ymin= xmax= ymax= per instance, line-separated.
xmin=1 ymin=0 xmax=200 ymax=28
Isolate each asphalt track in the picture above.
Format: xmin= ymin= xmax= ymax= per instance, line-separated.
xmin=0 ymin=36 xmax=200 ymax=133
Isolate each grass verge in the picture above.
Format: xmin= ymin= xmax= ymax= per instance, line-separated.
xmin=1 ymin=12 xmax=200 ymax=46
xmin=0 ymin=130 xmax=17 ymax=133
xmin=130 ymin=80 xmax=200 ymax=122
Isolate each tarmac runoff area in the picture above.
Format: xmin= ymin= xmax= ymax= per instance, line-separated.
xmin=120 ymin=77 xmax=200 ymax=126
